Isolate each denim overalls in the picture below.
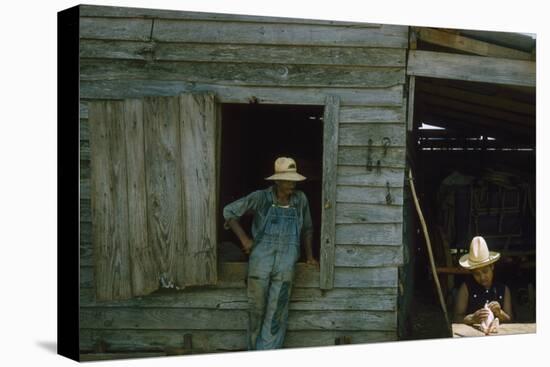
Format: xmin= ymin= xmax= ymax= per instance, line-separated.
xmin=247 ymin=191 xmax=301 ymax=350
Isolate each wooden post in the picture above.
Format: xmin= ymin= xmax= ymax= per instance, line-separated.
xmin=408 ymin=169 xmax=452 ymax=336
xmin=320 ymin=95 xmax=340 ymax=290
xmin=407 ymin=76 xmax=415 ymax=132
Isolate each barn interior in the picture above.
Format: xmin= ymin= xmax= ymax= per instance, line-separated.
xmin=404 ymin=28 xmax=536 ymax=338
xmin=218 ymin=103 xmax=324 ymax=263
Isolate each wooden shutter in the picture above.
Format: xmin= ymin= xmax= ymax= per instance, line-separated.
xmin=89 ymin=101 xmax=133 ymax=300
xmin=320 ymin=95 xmax=340 ymax=290
xmin=179 ymin=94 xmax=218 ymax=285
xmin=89 ymin=93 xmax=218 ymax=301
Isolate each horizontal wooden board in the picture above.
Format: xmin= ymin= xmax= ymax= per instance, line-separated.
xmin=336 ymin=223 xmax=402 ymax=246
xmin=338 ymin=146 xmax=406 ymax=168
xmin=335 ymin=245 xmax=403 ymax=267
xmin=80 ymin=178 xmax=90 ymax=200
xmin=152 ymin=20 xmax=407 ymax=48
xmin=80 ymin=199 xmax=91 ymax=222
xmin=80 ymin=40 xmax=406 ymax=67
xmin=80 ymin=17 xmax=153 ymax=41
xmin=81 ymin=221 xmax=91 ymax=246
xmin=80 ymin=287 xmax=396 ymax=311
xmin=80 ymin=119 xmax=89 ymax=141
xmin=337 ymin=185 xmax=404 ymax=205
xmin=80 ymin=59 xmax=406 ymax=88
xmin=79 ymin=5 xmax=383 ymax=27
xmin=80 ymin=308 xmax=396 ymax=331
xmin=339 ymin=106 xmax=405 ymax=123
xmin=336 ymin=203 xmax=403 ymax=224
xmin=82 ymin=262 xmax=398 ymax=290
xmin=416 ymin=27 xmax=533 ymax=61
xmin=415 ymin=79 xmax=535 ymax=116
xmin=80 ymin=140 xmax=90 ymax=162
xmin=81 ymin=266 xmax=94 ymax=289
xmin=80 ymin=102 xmax=89 ymax=119
xmin=337 ymin=166 xmax=405 ymax=187
xmin=217 ymin=263 xmax=398 ymax=289
xmin=80 ymin=83 xmax=404 ymax=106
xmin=407 ymin=50 xmax=536 ymax=87
xmin=79 ymin=329 xmax=396 ymax=352
xmin=339 ymin=124 xmax=406 ymax=147
xmin=81 ymin=244 xmax=93 ymax=267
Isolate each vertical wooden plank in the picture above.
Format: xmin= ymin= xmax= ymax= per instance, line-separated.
xmin=124 ymin=99 xmax=159 ymax=296
xmin=89 ymin=101 xmax=132 ymax=300
xmin=179 ymin=93 xmax=218 ymax=285
xmin=320 ymin=95 xmax=340 ymax=290
xmin=407 ymin=76 xmax=415 ymax=132
xmin=143 ymin=96 xmax=185 ymax=288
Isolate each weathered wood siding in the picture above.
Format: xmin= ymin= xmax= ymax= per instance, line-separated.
xmin=79 ymin=4 xmax=407 ymax=353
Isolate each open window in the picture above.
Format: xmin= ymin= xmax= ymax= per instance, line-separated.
xmin=217 ymin=103 xmax=324 ymax=263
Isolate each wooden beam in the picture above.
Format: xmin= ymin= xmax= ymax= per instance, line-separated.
xmin=416 ymin=91 xmax=534 ymax=127
xmin=415 ymin=79 xmax=535 ymax=116
xmin=407 ymin=76 xmax=415 ymax=131
xmin=416 ymin=28 xmax=533 ymax=60
xmin=320 ymin=95 xmax=340 ymax=290
xmin=407 ymin=50 xmax=535 ymax=87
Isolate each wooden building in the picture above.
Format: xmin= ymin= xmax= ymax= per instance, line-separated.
xmin=78 ymin=4 xmax=535 ymax=357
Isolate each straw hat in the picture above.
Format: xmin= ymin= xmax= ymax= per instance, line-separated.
xmin=459 ymin=236 xmax=500 ymax=270
xmin=265 ymin=157 xmax=306 ymax=181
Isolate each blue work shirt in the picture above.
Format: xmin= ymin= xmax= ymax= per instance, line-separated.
xmin=223 ymin=186 xmax=313 ymax=240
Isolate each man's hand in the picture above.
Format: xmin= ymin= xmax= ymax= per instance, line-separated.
xmin=241 ymin=236 xmax=253 ymax=255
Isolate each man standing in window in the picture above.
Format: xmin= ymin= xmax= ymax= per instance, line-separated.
xmin=223 ymin=157 xmax=318 ymax=350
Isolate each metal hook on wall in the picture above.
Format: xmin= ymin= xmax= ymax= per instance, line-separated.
xmin=385 ymin=181 xmax=393 ymax=205
xmin=382 ymin=137 xmax=391 ymax=157
xmin=366 ymin=138 xmax=373 ymax=171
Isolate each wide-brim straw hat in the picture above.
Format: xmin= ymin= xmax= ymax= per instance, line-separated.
xmin=459 ymin=236 xmax=500 ymax=270
xmin=265 ymin=157 xmax=306 ymax=181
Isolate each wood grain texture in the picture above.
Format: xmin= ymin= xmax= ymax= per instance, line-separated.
xmin=215 ymin=263 xmax=398 ymax=288
xmin=336 ymin=203 xmax=403 ymax=224
xmin=335 ymin=245 xmax=403 ymax=267
xmin=339 ymin=123 xmax=406 ymax=147
xmin=416 ymin=27 xmax=533 ymax=60
xmin=179 ymin=93 xmax=218 ymax=286
xmin=320 ymin=95 xmax=340 ymax=290
xmin=337 ymin=186 xmax=404 ymax=205
xmin=80 ymin=40 xmax=406 ymax=66
xmin=80 ymin=17 xmax=153 ymax=41
xmin=152 ymin=20 xmax=407 ymax=47
xmin=407 ymin=50 xmax=536 ymax=87
xmin=123 ymin=99 xmax=159 ymax=296
xmin=143 ymin=96 xmax=185 ymax=287
xmin=89 ymin=101 xmax=132 ymax=300
xmin=336 ymin=223 xmax=402 ymax=246
xmin=339 ymin=106 xmax=405 ymax=123
xmin=338 ymin=146 xmax=406 ymax=168
xmin=407 ymin=75 xmax=415 ymax=131
xmin=79 ymin=5 xmax=383 ymax=27
xmin=79 ymin=329 xmax=396 ymax=353
xmin=337 ymin=166 xmax=405 ymax=187
xmin=80 ymin=287 xmax=397 ymax=311
xmin=79 ymin=308 xmax=396 ymax=331
xmin=80 ymin=82 xmax=404 ymax=106
xmin=79 ymin=59 xmax=406 ymax=88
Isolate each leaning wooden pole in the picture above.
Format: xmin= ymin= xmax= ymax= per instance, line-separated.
xmin=408 ymin=169 xmax=452 ymax=335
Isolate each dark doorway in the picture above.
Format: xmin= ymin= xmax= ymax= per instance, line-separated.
xmin=218 ymin=103 xmax=324 ymax=262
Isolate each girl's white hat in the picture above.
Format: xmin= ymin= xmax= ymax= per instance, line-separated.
xmin=459 ymin=236 xmax=500 ymax=270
